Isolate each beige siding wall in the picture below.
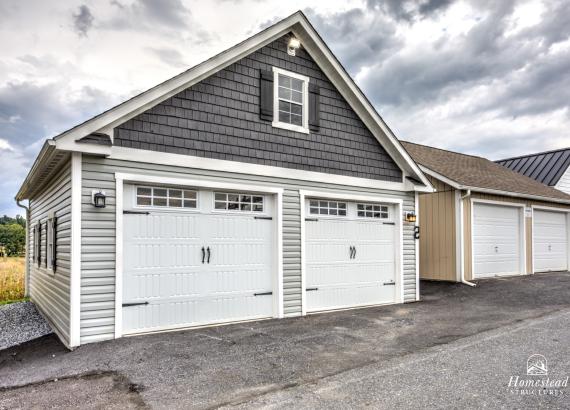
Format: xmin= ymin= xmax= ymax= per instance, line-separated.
xmin=28 ymin=161 xmax=73 ymax=346
xmin=462 ymin=192 xmax=570 ymax=280
xmin=418 ymin=176 xmax=457 ymax=281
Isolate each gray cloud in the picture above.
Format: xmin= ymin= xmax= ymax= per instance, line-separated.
xmin=108 ymin=0 xmax=192 ymax=31
xmin=366 ymin=0 xmax=455 ymax=22
xmin=73 ymin=5 xmax=94 ymax=37
xmin=146 ymin=47 xmax=188 ymax=68
xmin=306 ymin=8 xmax=401 ymax=75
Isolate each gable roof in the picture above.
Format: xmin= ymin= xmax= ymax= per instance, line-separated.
xmin=401 ymin=141 xmax=570 ymax=204
xmin=16 ymin=11 xmax=433 ymax=201
xmin=496 ymin=147 xmax=570 ymax=187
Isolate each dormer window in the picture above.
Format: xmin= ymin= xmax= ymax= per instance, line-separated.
xmin=272 ymin=67 xmax=309 ymax=134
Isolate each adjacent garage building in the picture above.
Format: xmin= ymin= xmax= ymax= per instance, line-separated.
xmin=402 ymin=142 xmax=570 ymax=284
xmin=15 ymin=12 xmax=433 ymax=349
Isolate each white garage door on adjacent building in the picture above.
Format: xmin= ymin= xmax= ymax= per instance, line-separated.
xmin=472 ymin=202 xmax=524 ymax=278
xmin=304 ymin=198 xmax=399 ymax=313
xmin=122 ymin=185 xmax=276 ymax=335
xmin=533 ymin=210 xmax=569 ymax=273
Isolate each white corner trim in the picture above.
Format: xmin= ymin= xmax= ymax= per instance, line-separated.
xmin=114 ymin=176 xmax=124 ymax=338
xmin=109 ymin=147 xmax=423 ymax=192
xmin=454 ymin=190 xmax=463 ymax=282
xmin=471 ymin=198 xmax=527 ymax=278
xmin=69 ymin=152 xmax=82 ymax=348
xmin=299 ymin=189 xmax=405 ymax=315
xmin=414 ymin=191 xmax=420 ymax=302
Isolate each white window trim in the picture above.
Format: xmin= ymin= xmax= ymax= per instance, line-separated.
xmin=46 ymin=217 xmax=54 ymax=273
xmin=272 ymin=66 xmax=310 ymax=134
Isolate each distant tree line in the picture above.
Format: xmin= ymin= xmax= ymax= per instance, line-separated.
xmin=0 ymin=215 xmax=26 ymax=257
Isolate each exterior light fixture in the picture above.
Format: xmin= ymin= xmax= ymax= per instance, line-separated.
xmin=287 ymin=37 xmax=301 ymax=56
xmin=92 ymin=190 xmax=107 ymax=208
xmin=405 ymin=212 xmax=417 ymax=223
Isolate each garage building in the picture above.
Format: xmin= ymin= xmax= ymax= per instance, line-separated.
xmin=402 ymin=142 xmax=570 ymax=283
xmin=15 ymin=12 xmax=433 ymax=349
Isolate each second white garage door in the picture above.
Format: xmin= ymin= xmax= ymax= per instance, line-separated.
xmin=122 ymin=185 xmax=276 ymax=335
xmin=533 ymin=210 xmax=569 ymax=272
xmin=305 ymin=199 xmax=398 ymax=312
xmin=472 ymin=202 xmax=523 ymax=278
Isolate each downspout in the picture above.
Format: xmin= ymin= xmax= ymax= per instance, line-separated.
xmin=459 ymin=189 xmax=477 ymax=287
xmin=16 ymin=199 xmax=31 ymax=297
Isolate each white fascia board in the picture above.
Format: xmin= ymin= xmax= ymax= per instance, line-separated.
xmin=45 ymin=11 xmax=432 ymax=193
xmin=418 ymin=165 xmax=462 ymax=190
xmin=110 ymin=146 xmax=415 ymax=192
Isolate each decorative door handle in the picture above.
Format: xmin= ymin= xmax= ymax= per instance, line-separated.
xmin=207 ymin=247 xmax=211 ymax=264
xmin=201 ymin=247 xmax=205 ymax=264
xmin=353 ymin=246 xmax=357 ymax=259
xmin=349 ymin=246 xmax=353 ymax=259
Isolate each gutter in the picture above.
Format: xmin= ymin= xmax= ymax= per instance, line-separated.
xmin=16 ymin=200 xmax=31 ymax=297
xmin=459 ymin=189 xmax=477 ymax=287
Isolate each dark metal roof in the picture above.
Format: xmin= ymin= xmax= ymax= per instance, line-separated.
xmin=496 ymin=148 xmax=570 ymax=186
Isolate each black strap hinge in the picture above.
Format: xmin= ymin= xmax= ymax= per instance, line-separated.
xmin=123 ymin=210 xmax=150 ymax=215
xmin=254 ymin=216 xmax=273 ymax=220
xmin=306 ymin=287 xmax=319 ymax=292
xmin=383 ymin=222 xmax=395 ymax=225
xmin=122 ymin=301 xmax=149 ymax=307
xmin=383 ymin=282 xmax=396 ymax=286
xmin=305 ymin=218 xmax=318 ymax=222
xmin=254 ymin=291 xmax=273 ymax=296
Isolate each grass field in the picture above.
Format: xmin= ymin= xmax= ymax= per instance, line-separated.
xmin=0 ymin=257 xmax=26 ymax=304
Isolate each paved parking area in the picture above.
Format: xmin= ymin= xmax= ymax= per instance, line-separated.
xmin=1 ymin=272 xmax=569 ymax=409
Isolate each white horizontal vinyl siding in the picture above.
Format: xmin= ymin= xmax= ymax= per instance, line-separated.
xmin=28 ymin=161 xmax=72 ymax=346
xmin=80 ymin=155 xmax=417 ymax=344
xmin=555 ymin=167 xmax=570 ymax=195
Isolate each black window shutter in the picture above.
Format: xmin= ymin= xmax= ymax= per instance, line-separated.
xmin=52 ymin=217 xmax=57 ymax=272
xmin=37 ymin=223 xmax=41 ymax=267
xmin=44 ymin=222 xmax=48 ymax=268
xmin=308 ymin=83 xmax=320 ymax=132
xmin=259 ymin=69 xmax=274 ymax=122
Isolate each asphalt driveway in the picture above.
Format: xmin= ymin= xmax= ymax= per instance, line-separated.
xmin=1 ymin=272 xmax=569 ymax=409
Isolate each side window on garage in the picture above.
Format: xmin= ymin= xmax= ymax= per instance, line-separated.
xmin=309 ymin=200 xmax=347 ymax=216
xmin=214 ymin=193 xmax=264 ymax=212
xmin=357 ymin=203 xmax=390 ymax=219
xmin=136 ymin=186 xmax=197 ymax=208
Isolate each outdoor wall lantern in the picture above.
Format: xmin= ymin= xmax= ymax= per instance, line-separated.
xmin=405 ymin=212 xmax=417 ymax=223
xmin=92 ymin=190 xmax=107 ymax=208
xmin=288 ymin=37 xmax=301 ymax=56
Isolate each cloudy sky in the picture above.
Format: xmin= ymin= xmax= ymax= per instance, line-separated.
xmin=1 ymin=0 xmax=569 ymax=216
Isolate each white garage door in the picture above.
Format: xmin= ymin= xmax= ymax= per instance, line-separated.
xmin=534 ymin=210 xmax=568 ymax=272
xmin=472 ymin=203 xmax=523 ymax=278
xmin=122 ymin=185 xmax=275 ymax=335
xmin=305 ymin=199 xmax=398 ymax=312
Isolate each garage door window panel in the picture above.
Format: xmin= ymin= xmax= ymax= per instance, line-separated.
xmin=214 ymin=192 xmax=264 ymax=213
xmin=357 ymin=203 xmax=390 ymax=219
xmin=309 ymin=200 xmax=347 ymax=216
xmin=136 ymin=186 xmax=197 ymax=209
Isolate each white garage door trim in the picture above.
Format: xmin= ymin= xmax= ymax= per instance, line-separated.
xmin=114 ymin=172 xmax=284 ymax=338
xmin=470 ymin=199 xmax=526 ymax=279
xmin=531 ymin=205 xmax=570 ymax=273
xmin=300 ymin=189 xmax=404 ymax=316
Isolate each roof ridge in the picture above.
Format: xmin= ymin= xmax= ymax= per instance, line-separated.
xmin=496 ymin=146 xmax=570 ymax=163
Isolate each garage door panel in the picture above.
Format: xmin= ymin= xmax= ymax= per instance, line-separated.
xmin=473 ymin=203 xmax=522 ymax=278
xmin=122 ymin=187 xmax=276 ymax=335
xmin=534 ymin=210 xmax=568 ymax=272
xmin=305 ymin=201 xmax=397 ymax=312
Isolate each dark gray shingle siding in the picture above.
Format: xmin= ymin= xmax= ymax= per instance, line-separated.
xmin=115 ymin=35 xmax=402 ymax=182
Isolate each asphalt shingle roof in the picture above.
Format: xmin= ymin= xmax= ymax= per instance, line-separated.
xmin=495 ymin=148 xmax=570 ymax=186
xmin=401 ymin=141 xmax=570 ymax=203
